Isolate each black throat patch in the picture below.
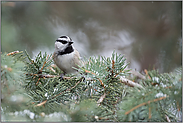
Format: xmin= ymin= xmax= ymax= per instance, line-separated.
xmin=57 ymin=45 xmax=74 ymax=55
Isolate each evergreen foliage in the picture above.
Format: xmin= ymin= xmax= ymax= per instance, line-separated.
xmin=117 ymin=68 xmax=182 ymax=122
xmin=1 ymin=50 xmax=182 ymax=122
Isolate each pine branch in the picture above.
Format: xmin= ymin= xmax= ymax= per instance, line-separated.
xmin=2 ymin=50 xmax=181 ymax=122
xmin=120 ymin=76 xmax=144 ymax=89
xmin=35 ymin=77 xmax=84 ymax=107
xmin=6 ymin=50 xmax=20 ymax=56
xmin=125 ymin=96 xmax=167 ymax=115
xmin=97 ymin=93 xmax=106 ymax=106
xmin=165 ymin=114 xmax=171 ymax=122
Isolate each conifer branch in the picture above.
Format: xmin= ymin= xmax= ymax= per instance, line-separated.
xmin=36 ymin=78 xmax=41 ymax=85
xmin=97 ymin=93 xmax=106 ymax=106
xmin=148 ymin=106 xmax=151 ymax=119
xmin=26 ymin=72 xmax=144 ymax=89
xmin=6 ymin=50 xmax=20 ymax=56
xmin=26 ymin=73 xmax=72 ymax=79
xmin=165 ymin=114 xmax=171 ymax=122
xmin=85 ymin=70 xmax=105 ymax=88
xmin=1 ymin=50 xmax=181 ymax=122
xmin=35 ymin=100 xmax=47 ymax=107
xmin=125 ymin=68 xmax=146 ymax=80
xmin=119 ymin=76 xmax=144 ymax=89
xmin=125 ymin=96 xmax=167 ymax=115
xmin=35 ymin=77 xmax=84 ymax=107
xmin=52 ymin=77 xmax=83 ymax=99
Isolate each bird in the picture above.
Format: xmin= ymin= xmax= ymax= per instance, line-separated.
xmin=53 ymin=35 xmax=83 ymax=76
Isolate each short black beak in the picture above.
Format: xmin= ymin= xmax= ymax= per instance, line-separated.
xmin=69 ymin=41 xmax=73 ymax=45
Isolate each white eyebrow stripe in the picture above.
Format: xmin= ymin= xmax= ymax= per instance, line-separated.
xmin=57 ymin=38 xmax=70 ymax=41
xmin=68 ymin=36 xmax=72 ymax=41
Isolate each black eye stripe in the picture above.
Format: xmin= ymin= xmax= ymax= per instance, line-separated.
xmin=61 ymin=40 xmax=67 ymax=44
xmin=56 ymin=40 xmax=68 ymax=44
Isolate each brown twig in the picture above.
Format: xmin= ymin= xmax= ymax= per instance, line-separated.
xmin=26 ymin=73 xmax=78 ymax=80
xmin=35 ymin=100 xmax=47 ymax=107
xmin=47 ymin=64 xmax=56 ymax=73
xmin=36 ymin=78 xmax=41 ymax=85
xmin=97 ymin=93 xmax=106 ymax=106
xmin=31 ymin=55 xmax=50 ymax=85
xmin=111 ymin=60 xmax=115 ymax=76
xmin=165 ymin=114 xmax=171 ymax=122
xmin=40 ymin=54 xmax=49 ymax=72
xmin=7 ymin=50 xmax=20 ymax=56
xmin=148 ymin=106 xmax=151 ymax=119
xmin=144 ymin=69 xmax=151 ymax=79
xmin=40 ymin=74 xmax=59 ymax=78
xmin=27 ymin=72 xmax=144 ymax=89
xmin=125 ymin=96 xmax=167 ymax=115
xmin=26 ymin=73 xmax=72 ymax=85
xmin=120 ymin=76 xmax=144 ymax=89
xmin=85 ymin=70 xmax=105 ymax=88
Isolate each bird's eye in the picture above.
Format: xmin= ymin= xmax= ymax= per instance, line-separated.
xmin=61 ymin=40 xmax=67 ymax=44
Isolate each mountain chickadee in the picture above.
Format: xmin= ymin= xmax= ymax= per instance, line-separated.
xmin=53 ymin=36 xmax=83 ymax=75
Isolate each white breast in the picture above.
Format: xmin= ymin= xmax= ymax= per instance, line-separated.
xmin=53 ymin=52 xmax=77 ymax=74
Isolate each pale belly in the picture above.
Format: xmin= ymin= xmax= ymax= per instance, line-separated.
xmin=53 ymin=53 xmax=77 ymax=74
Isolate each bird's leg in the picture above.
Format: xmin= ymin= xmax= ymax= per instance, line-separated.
xmin=59 ymin=72 xmax=66 ymax=81
xmin=81 ymin=76 xmax=85 ymax=81
xmin=80 ymin=72 xmax=86 ymax=81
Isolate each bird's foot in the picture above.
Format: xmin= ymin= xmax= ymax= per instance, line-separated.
xmin=80 ymin=76 xmax=85 ymax=81
xmin=59 ymin=73 xmax=65 ymax=81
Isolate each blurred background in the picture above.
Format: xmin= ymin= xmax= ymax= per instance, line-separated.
xmin=1 ymin=1 xmax=182 ymax=73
